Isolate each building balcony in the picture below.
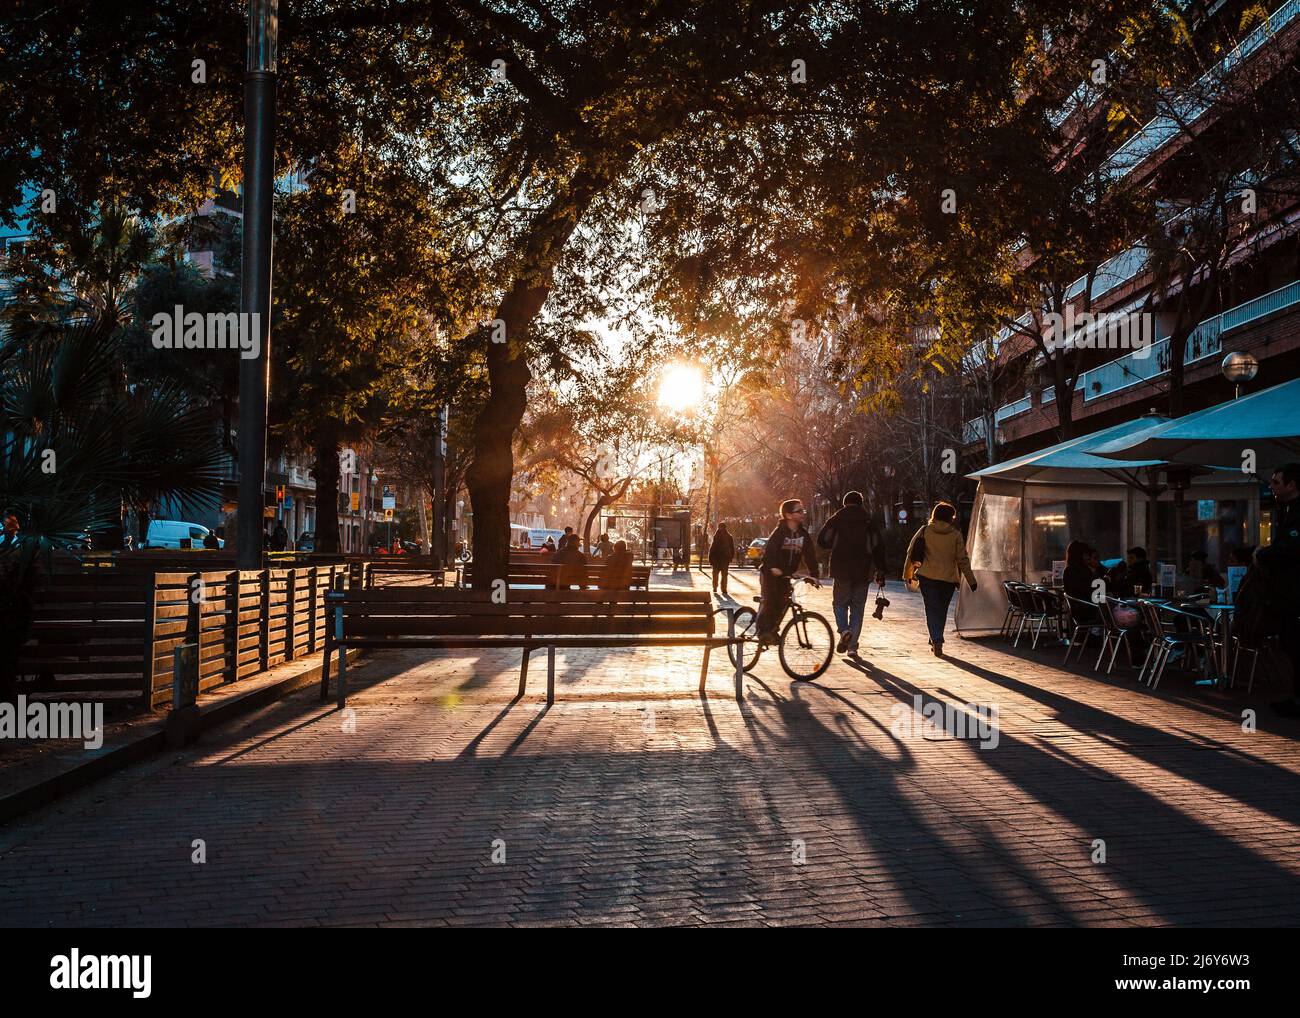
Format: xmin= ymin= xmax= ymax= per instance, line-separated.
xmin=1106 ymin=0 xmax=1300 ymax=180
xmin=1076 ymin=277 xmax=1300 ymax=402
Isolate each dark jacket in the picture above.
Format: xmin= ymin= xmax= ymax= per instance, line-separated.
xmin=1272 ymin=497 xmax=1300 ymax=551
xmin=552 ymin=541 xmax=588 ymax=588
xmin=760 ymin=522 xmax=819 ymax=580
xmin=708 ymin=528 xmax=735 ymax=566
xmin=816 ymin=504 xmax=886 ymax=582
xmin=1063 ymin=563 xmax=1100 ymax=623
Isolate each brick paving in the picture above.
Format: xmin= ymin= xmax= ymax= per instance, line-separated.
xmin=2 ymin=567 xmax=1299 ymax=927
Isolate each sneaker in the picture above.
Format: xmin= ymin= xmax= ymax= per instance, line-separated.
xmin=848 ymin=643 xmax=860 ymax=657
xmin=836 ymin=630 xmax=852 ymax=654
xmin=1271 ymin=698 xmax=1300 ymax=718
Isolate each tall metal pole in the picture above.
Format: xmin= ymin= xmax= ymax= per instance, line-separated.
xmin=236 ymin=0 xmax=279 ymax=569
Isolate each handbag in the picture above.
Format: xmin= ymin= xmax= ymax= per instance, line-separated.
xmin=910 ymin=525 xmax=927 ymax=565
xmin=816 ymin=524 xmax=836 ymax=551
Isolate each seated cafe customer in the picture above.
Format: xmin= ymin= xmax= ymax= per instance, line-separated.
xmin=1113 ymin=546 xmax=1152 ymax=597
xmin=1187 ymin=549 xmax=1224 ymax=591
xmin=1063 ymin=541 xmax=1100 ymax=623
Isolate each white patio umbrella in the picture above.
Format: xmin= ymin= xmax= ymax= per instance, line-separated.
xmin=1092 ymin=378 xmax=1300 ymax=469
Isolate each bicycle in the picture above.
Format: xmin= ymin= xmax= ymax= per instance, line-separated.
xmin=720 ymin=575 xmax=834 ymax=681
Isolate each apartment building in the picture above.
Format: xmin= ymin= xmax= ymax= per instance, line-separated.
xmin=961 ymin=0 xmax=1300 ymax=564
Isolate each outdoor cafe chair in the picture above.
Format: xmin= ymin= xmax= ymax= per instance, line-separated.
xmin=1136 ymin=599 xmax=1219 ymax=689
xmin=1015 ymin=586 xmax=1060 ymax=649
xmin=1063 ymin=593 xmax=1101 ymax=665
xmin=1094 ymin=597 xmax=1136 ymax=675
xmin=1231 ymin=632 xmax=1278 ymax=693
xmin=1001 ymin=581 xmax=1030 ymax=641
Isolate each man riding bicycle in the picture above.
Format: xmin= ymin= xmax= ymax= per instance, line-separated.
xmin=756 ymin=498 xmax=821 ymax=643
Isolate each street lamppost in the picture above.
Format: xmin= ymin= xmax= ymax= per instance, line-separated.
xmin=236 ymin=0 xmax=279 ymax=568
xmin=1221 ymin=350 xmax=1259 ymax=400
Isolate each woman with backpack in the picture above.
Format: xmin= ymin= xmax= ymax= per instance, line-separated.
xmin=904 ymin=502 xmax=977 ymax=657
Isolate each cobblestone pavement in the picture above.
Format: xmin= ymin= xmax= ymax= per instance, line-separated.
xmin=2 ymin=567 xmax=1298 ymax=927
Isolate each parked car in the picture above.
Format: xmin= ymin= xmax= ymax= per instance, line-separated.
xmin=744 ymin=536 xmax=767 ymax=566
xmin=297 ymin=530 xmax=315 ymax=553
xmin=141 ymin=520 xmax=224 ymax=549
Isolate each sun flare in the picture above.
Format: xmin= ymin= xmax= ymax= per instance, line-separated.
xmin=657 ymin=363 xmax=706 ymax=414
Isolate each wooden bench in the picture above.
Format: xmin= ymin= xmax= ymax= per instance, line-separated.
xmin=319 ymin=587 xmax=742 ymax=705
xmin=459 ymin=561 xmax=652 ymax=590
xmin=352 ymin=559 xmax=447 ymax=588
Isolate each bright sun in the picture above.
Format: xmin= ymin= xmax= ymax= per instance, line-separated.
xmin=657 ymin=363 xmax=706 ymax=414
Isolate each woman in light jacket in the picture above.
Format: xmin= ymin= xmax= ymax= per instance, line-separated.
xmin=903 ymin=502 xmax=977 ymax=657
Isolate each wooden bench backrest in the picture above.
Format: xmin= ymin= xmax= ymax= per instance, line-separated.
xmin=333 ymin=588 xmax=711 ymax=638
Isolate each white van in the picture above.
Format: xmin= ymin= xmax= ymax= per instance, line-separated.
xmin=142 ymin=520 xmax=224 ymax=549
xmin=524 ymin=528 xmax=565 ymax=549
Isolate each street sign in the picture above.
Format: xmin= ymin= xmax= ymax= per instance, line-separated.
xmin=283 ymin=494 xmax=293 ymax=510
xmin=898 ymin=509 xmax=908 ymax=522
xmin=384 ymin=509 xmax=394 ymax=521
xmin=382 ymin=484 xmax=396 ymax=510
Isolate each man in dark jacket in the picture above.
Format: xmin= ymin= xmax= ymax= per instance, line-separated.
xmin=1262 ymin=464 xmax=1300 ymax=715
xmin=757 ymin=499 xmax=820 ymax=642
xmin=708 ymin=523 xmax=736 ymax=595
xmin=817 ymin=491 xmax=887 ymax=654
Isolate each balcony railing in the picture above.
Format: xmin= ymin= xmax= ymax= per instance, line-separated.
xmin=1106 ymin=0 xmax=1300 ymax=179
xmin=995 ymin=395 xmax=1033 ymax=422
xmin=962 ymin=417 xmax=988 ymax=446
xmin=1221 ymin=277 xmax=1300 ymax=332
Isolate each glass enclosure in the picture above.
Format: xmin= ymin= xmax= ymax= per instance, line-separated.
xmin=969 ymin=494 xmax=1023 ymax=572
xmin=1025 ymin=498 xmax=1122 ymax=577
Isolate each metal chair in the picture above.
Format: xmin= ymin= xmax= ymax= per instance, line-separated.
xmin=1137 ymin=600 xmax=1218 ymax=689
xmin=1063 ymin=593 xmax=1100 ymax=665
xmin=1231 ymin=633 xmax=1278 ymax=693
xmin=1015 ymin=586 xmax=1060 ymax=649
xmin=1001 ymin=581 xmax=1028 ymax=640
xmin=1095 ymin=597 xmax=1136 ymax=674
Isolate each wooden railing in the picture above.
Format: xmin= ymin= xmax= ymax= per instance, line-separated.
xmin=16 ymin=564 xmax=348 ymax=710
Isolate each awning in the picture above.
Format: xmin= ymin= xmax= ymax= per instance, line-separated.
xmin=967 ymin=413 xmax=1170 ymax=486
xmin=1092 ymin=378 xmax=1300 ymax=469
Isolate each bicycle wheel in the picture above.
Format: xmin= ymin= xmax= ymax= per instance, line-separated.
xmin=779 ymin=610 xmax=834 ymax=681
xmin=723 ymin=606 xmax=764 ymax=672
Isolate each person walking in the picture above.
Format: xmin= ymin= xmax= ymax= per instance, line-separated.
xmin=817 ymin=491 xmax=887 ymax=656
xmin=708 ymin=522 xmax=735 ymax=595
xmin=903 ymin=502 xmax=977 ymax=657
xmin=271 ymin=522 xmax=289 ymax=552
xmin=756 ymin=499 xmax=820 ymax=643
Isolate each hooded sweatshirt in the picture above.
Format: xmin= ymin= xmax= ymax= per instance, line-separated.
xmin=904 ymin=520 xmax=976 ymax=586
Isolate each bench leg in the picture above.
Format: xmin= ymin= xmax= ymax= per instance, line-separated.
xmin=518 ymin=646 xmax=530 ymax=698
xmin=337 ymin=641 xmax=348 ymax=708
xmin=699 ymin=644 xmax=711 ymax=694
xmin=547 ymin=645 xmax=555 ymax=705
xmin=320 ymin=637 xmax=333 ymax=701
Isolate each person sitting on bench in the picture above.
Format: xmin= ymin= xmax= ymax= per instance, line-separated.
xmin=600 ymin=540 xmax=634 ymax=590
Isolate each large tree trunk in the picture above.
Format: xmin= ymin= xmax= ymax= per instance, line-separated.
xmin=313 ymin=422 xmax=342 ymax=554
xmin=465 ymin=171 xmax=609 ymax=581
xmin=466 ymin=328 xmax=534 ymax=582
